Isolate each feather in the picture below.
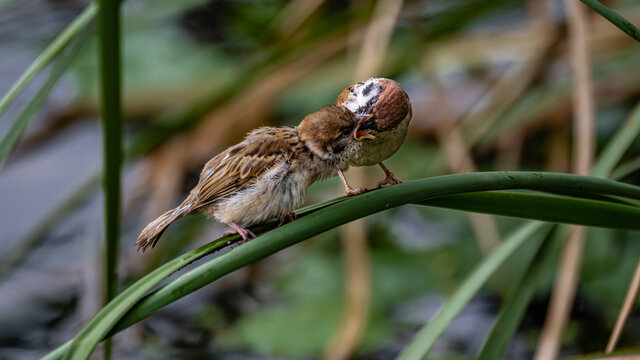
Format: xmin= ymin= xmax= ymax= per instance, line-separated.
xmin=136 ymin=207 xmax=186 ymax=252
xmin=190 ymin=129 xmax=294 ymax=210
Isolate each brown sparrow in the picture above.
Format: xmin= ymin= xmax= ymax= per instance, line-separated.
xmin=335 ymin=77 xmax=412 ymax=195
xmin=136 ymin=105 xmax=372 ymax=252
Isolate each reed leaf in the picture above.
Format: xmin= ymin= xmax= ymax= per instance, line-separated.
xmin=471 ymin=100 xmax=640 ymax=360
xmin=81 ymin=0 xmax=123 ymax=359
xmin=46 ymin=171 xmax=640 ymax=359
xmin=0 ymin=4 xmax=96 ymax=118
xmin=0 ymin=22 xmax=95 ymax=170
xmin=476 ymin=226 xmax=567 ymax=360
xmin=420 ymin=192 xmax=640 ymax=231
xmin=592 ymin=102 xmax=640 ymax=178
xmin=396 ymin=221 xmax=554 ymax=360
xmin=579 ymin=0 xmax=640 ymax=42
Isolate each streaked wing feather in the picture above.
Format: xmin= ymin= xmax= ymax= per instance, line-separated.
xmin=191 ymin=132 xmax=293 ymax=209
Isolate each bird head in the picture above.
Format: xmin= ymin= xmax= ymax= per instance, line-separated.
xmin=298 ymin=105 xmax=364 ymax=161
xmin=336 ymin=77 xmax=411 ymax=132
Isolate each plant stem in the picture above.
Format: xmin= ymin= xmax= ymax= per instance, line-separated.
xmin=97 ymin=0 xmax=122 ymax=358
xmin=42 ymin=172 xmax=640 ymax=360
xmin=579 ymin=0 xmax=640 ymax=43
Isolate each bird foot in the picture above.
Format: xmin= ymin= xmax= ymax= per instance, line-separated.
xmin=278 ymin=211 xmax=297 ymax=226
xmin=377 ymin=173 xmax=402 ymax=188
xmin=345 ymin=186 xmax=367 ymax=196
xmin=225 ymin=222 xmax=256 ymax=243
xmin=338 ymin=169 xmax=367 ymax=196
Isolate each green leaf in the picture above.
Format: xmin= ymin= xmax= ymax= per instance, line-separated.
xmin=476 ymin=225 xmax=567 ymax=360
xmin=396 ymin=221 xmax=553 ymax=360
xmin=0 ymin=3 xmax=96 ymax=118
xmin=0 ymin=19 xmax=96 ymax=170
xmin=579 ymin=0 xmax=640 ymax=43
xmin=592 ymin=101 xmax=640 ymax=178
xmin=611 ymin=156 xmax=640 ymax=181
xmin=417 ymin=191 xmax=640 ymax=231
xmin=41 ymin=171 xmax=640 ymax=359
xmin=54 ymin=234 xmax=237 ymax=360
xmin=74 ymin=1 xmax=124 ymax=359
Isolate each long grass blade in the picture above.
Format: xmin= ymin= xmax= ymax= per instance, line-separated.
xmin=611 ymin=157 xmax=640 ymax=181
xmin=418 ymin=192 xmax=640 ymax=231
xmin=476 ymin=226 xmax=567 ymax=359
xmin=579 ymin=0 xmax=640 ymax=43
xmin=74 ymin=0 xmax=124 ymax=359
xmin=592 ymin=102 xmax=640 ymax=178
xmin=55 ymin=235 xmax=233 ymax=360
xmin=41 ymin=171 xmax=640 ymax=360
xmin=0 ymin=3 xmax=96 ymax=118
xmin=396 ymin=222 xmax=553 ymax=360
xmin=471 ymin=102 xmax=640 ymax=359
xmin=0 ymin=22 xmax=96 ymax=170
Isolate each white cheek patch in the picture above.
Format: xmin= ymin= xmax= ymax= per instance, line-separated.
xmin=341 ymin=78 xmax=382 ymax=115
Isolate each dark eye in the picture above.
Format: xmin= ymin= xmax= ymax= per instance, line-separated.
xmin=332 ymin=143 xmax=346 ymax=154
xmin=341 ymin=127 xmax=352 ymax=136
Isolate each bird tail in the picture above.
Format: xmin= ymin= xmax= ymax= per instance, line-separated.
xmin=136 ymin=207 xmax=185 ymax=252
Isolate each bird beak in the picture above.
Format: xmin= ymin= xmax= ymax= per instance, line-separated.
xmin=353 ymin=114 xmax=375 ymax=141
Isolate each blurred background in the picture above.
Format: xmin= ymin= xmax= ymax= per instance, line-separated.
xmin=1 ymin=0 xmax=640 ymax=359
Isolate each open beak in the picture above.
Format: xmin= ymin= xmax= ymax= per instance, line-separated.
xmin=353 ymin=114 xmax=375 ymax=141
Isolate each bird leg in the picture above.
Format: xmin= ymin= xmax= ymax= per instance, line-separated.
xmin=225 ymin=222 xmax=256 ymax=243
xmin=338 ymin=169 xmax=367 ymax=196
xmin=377 ymin=162 xmax=402 ymax=188
xmin=278 ymin=211 xmax=297 ymax=226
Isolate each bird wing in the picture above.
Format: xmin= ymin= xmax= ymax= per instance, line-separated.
xmin=189 ymin=130 xmax=293 ymax=210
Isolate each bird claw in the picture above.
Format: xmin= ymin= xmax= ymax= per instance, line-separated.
xmin=345 ymin=186 xmax=367 ymax=196
xmin=225 ymin=222 xmax=256 ymax=243
xmin=377 ymin=173 xmax=402 ymax=188
xmin=278 ymin=211 xmax=297 ymax=226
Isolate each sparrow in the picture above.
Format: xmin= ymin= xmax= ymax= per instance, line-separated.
xmin=136 ymin=105 xmax=373 ymax=252
xmin=335 ymin=77 xmax=412 ymax=195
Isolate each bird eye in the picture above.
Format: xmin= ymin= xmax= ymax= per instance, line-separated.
xmin=341 ymin=127 xmax=353 ymax=136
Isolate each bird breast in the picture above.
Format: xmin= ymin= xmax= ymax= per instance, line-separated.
xmin=208 ymin=161 xmax=307 ymax=227
xmin=349 ymin=110 xmax=411 ymax=167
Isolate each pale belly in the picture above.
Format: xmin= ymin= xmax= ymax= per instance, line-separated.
xmin=207 ymin=165 xmax=307 ymax=227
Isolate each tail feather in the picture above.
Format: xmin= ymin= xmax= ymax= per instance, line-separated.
xmin=136 ymin=208 xmax=183 ymax=252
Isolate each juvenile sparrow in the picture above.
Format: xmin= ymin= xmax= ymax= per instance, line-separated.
xmin=335 ymin=77 xmax=412 ymax=195
xmin=136 ymin=105 xmax=371 ymax=252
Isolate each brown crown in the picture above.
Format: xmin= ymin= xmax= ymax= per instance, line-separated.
xmin=335 ymin=78 xmax=411 ymax=132
xmin=371 ymin=79 xmax=411 ymax=132
xmin=298 ymin=105 xmax=356 ymax=149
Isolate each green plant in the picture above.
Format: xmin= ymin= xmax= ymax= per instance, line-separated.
xmin=2 ymin=1 xmax=640 ymax=359
xmin=42 ymin=171 xmax=640 ymax=359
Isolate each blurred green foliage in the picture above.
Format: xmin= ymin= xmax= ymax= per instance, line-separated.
xmin=4 ymin=0 xmax=640 ymax=358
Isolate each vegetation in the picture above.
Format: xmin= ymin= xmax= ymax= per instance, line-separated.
xmin=1 ymin=0 xmax=640 ymax=359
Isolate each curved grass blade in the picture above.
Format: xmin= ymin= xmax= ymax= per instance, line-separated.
xmin=396 ymin=222 xmax=553 ymax=360
xmin=592 ymin=102 xmax=640 ymax=178
xmin=417 ymin=191 xmax=640 ymax=231
xmin=476 ymin=226 xmax=567 ymax=360
xmin=472 ymin=100 xmax=640 ymax=359
xmin=59 ymin=234 xmax=235 ymax=360
xmin=0 ymin=3 xmax=96 ymax=118
xmin=579 ymin=0 xmax=640 ymax=43
xmin=611 ymin=157 xmax=640 ymax=181
xmin=43 ymin=171 xmax=640 ymax=359
xmin=0 ymin=21 xmax=96 ymax=170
